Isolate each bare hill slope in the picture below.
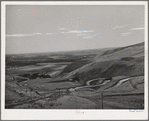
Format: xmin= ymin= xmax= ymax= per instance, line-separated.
xmin=63 ymin=42 xmax=144 ymax=83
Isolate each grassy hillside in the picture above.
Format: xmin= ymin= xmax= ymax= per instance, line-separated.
xmin=94 ymin=42 xmax=144 ymax=62
xmin=60 ymin=60 xmax=91 ymax=75
xmin=63 ymin=42 xmax=144 ymax=83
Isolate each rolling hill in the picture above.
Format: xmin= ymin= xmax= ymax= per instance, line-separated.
xmin=61 ymin=42 xmax=144 ymax=83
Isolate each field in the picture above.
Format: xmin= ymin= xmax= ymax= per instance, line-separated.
xmin=5 ymin=42 xmax=144 ymax=109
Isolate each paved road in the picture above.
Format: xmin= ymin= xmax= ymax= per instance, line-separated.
xmin=114 ymin=78 xmax=130 ymax=87
xmin=69 ymin=77 xmax=132 ymax=92
xmin=86 ymin=78 xmax=101 ymax=86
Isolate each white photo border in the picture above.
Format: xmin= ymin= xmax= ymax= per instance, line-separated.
xmin=1 ymin=1 xmax=148 ymax=120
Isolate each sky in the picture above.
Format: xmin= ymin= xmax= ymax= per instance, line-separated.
xmin=6 ymin=5 xmax=145 ymax=54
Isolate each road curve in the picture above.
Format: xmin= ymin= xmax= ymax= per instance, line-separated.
xmin=69 ymin=77 xmax=132 ymax=92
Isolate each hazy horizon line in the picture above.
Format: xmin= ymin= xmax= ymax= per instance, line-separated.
xmin=6 ymin=41 xmax=144 ymax=55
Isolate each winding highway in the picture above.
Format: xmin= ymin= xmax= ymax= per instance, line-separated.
xmin=69 ymin=77 xmax=132 ymax=92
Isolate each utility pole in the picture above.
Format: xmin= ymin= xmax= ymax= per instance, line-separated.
xmin=101 ymin=93 xmax=103 ymax=109
xmin=59 ymin=89 xmax=60 ymax=97
xmin=75 ymin=96 xmax=77 ymax=109
xmin=56 ymin=88 xmax=60 ymax=97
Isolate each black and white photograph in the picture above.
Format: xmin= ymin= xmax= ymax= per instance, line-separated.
xmin=1 ymin=1 xmax=148 ymax=120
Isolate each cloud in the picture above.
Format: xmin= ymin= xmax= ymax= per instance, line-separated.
xmin=122 ymin=32 xmax=131 ymax=36
xmin=83 ymin=36 xmax=93 ymax=39
xmin=6 ymin=34 xmax=36 ymax=37
xmin=46 ymin=33 xmax=54 ymax=35
xmin=123 ymin=32 xmax=131 ymax=35
xmin=6 ymin=33 xmax=54 ymax=37
xmin=131 ymin=27 xmax=145 ymax=30
xmin=113 ymin=25 xmax=128 ymax=29
xmin=59 ymin=28 xmax=67 ymax=30
xmin=82 ymin=33 xmax=100 ymax=39
xmin=61 ymin=30 xmax=94 ymax=34
xmin=76 ymin=34 xmax=88 ymax=36
xmin=36 ymin=33 xmax=41 ymax=34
